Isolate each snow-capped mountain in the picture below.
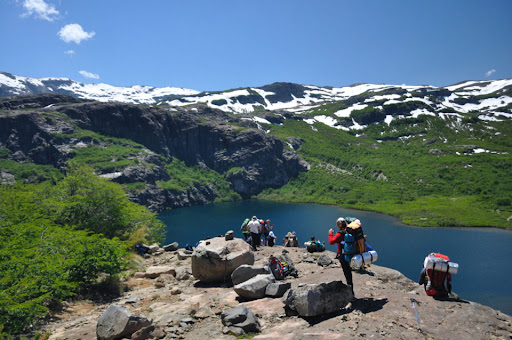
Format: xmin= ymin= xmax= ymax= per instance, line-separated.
xmin=0 ymin=72 xmax=199 ymax=104
xmin=1 ymin=71 xmax=511 ymax=131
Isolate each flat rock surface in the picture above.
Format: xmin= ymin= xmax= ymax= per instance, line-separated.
xmin=43 ymin=244 xmax=512 ymax=340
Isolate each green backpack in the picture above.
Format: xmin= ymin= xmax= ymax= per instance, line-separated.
xmin=240 ymin=218 xmax=250 ymax=233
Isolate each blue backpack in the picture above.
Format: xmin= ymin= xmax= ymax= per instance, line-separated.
xmin=344 ymin=233 xmax=356 ymax=262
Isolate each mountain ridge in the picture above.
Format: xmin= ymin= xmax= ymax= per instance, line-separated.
xmin=1 ymin=72 xmax=511 ymax=229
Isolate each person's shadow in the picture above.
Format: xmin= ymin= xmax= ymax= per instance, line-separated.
xmin=301 ymin=297 xmax=388 ymax=326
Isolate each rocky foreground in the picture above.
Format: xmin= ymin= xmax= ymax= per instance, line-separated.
xmin=43 ymin=238 xmax=512 ymax=340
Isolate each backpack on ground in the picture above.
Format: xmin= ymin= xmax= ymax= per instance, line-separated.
xmin=420 ymin=253 xmax=457 ymax=297
xmin=268 ymin=256 xmax=299 ymax=280
xmin=269 ymin=256 xmax=285 ymax=280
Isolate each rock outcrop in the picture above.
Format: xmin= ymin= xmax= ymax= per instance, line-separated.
xmin=42 ymin=244 xmax=512 ymax=340
xmin=0 ymin=94 xmax=309 ymax=211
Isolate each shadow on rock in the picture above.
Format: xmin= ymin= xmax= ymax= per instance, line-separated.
xmin=433 ymin=295 xmax=469 ymax=304
xmin=353 ymin=297 xmax=388 ymax=314
xmin=193 ymin=281 xmax=233 ymax=289
xmin=354 ymin=268 xmax=376 ymax=276
xmin=301 ymin=308 xmax=351 ymax=326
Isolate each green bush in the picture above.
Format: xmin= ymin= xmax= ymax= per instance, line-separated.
xmin=0 ymin=166 xmax=165 ymax=333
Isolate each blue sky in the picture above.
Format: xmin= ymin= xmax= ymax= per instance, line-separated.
xmin=1 ymin=0 xmax=511 ymax=92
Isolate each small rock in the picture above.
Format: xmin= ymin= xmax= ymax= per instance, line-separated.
xmin=170 ymin=287 xmax=182 ymax=295
xmin=163 ymin=242 xmax=179 ymax=251
xmin=317 ymin=254 xmax=333 ymax=267
xmin=225 ymin=230 xmax=235 ymax=241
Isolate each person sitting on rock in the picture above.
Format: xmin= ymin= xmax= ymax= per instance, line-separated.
xmin=283 ymin=231 xmax=300 ymax=247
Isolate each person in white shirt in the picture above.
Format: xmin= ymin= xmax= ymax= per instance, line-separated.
xmin=247 ymin=216 xmax=261 ymax=251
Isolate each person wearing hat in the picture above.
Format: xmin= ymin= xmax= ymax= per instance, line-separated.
xmin=328 ymin=217 xmax=355 ymax=297
xmin=283 ymin=231 xmax=293 ymax=247
xmin=247 ymin=216 xmax=261 ymax=251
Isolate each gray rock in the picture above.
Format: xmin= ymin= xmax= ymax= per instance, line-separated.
xmin=145 ymin=266 xmax=176 ymax=279
xmin=225 ymin=230 xmax=235 ymax=241
xmin=266 ymin=282 xmax=291 ymax=298
xmin=234 ymin=274 xmax=275 ymax=300
xmin=130 ymin=325 xmax=155 ymax=340
xmin=191 ymin=237 xmax=254 ymax=283
xmin=177 ymin=250 xmax=192 ymax=260
xmin=175 ymin=266 xmax=191 ymax=280
xmin=317 ymin=254 xmax=333 ymax=267
xmin=147 ymin=243 xmax=160 ymax=254
xmin=96 ymin=304 xmax=152 ymax=340
xmin=282 ymin=280 xmax=353 ymax=317
xmin=220 ymin=305 xmax=260 ymax=334
xmin=163 ymin=242 xmax=179 ymax=251
xmin=231 ymin=264 xmax=270 ymax=285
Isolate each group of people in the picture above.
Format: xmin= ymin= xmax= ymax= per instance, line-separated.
xmin=241 ymin=216 xmax=277 ymax=251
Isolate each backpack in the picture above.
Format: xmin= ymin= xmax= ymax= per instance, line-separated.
xmin=269 ymin=256 xmax=285 ymax=280
xmin=240 ymin=218 xmax=250 ymax=233
xmin=422 ymin=253 xmax=453 ymax=297
xmin=344 ymin=233 xmax=356 ymax=262
xmin=268 ymin=256 xmax=299 ymax=280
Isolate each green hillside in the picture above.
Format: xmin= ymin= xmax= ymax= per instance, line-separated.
xmin=257 ymin=109 xmax=512 ymax=229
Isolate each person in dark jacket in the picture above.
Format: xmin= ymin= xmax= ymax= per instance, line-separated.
xmin=328 ymin=217 xmax=354 ymax=297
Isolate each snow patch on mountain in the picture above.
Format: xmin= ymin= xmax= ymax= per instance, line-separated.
xmin=334 ymin=104 xmax=368 ymax=117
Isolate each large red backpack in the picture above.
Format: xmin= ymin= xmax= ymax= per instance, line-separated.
xmin=422 ymin=253 xmax=452 ymax=297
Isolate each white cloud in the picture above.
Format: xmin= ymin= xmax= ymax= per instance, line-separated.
xmin=21 ymin=0 xmax=59 ymax=21
xmin=485 ymin=69 xmax=496 ymax=78
xmin=64 ymin=50 xmax=75 ymax=55
xmin=79 ymin=70 xmax=100 ymax=79
xmin=58 ymin=24 xmax=95 ymax=44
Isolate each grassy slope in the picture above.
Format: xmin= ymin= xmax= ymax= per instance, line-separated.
xmin=1 ymin=109 xmax=510 ymax=229
xmin=257 ymin=115 xmax=512 ymax=229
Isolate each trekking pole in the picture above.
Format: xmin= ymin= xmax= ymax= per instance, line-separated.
xmin=410 ymin=298 xmax=422 ymax=332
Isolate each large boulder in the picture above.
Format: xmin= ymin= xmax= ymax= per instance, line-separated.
xmin=191 ymin=237 xmax=254 ymax=283
xmin=220 ymin=305 xmax=260 ymax=335
xmin=231 ymin=264 xmax=270 ymax=285
xmin=265 ymin=282 xmax=291 ymax=298
xmin=96 ymin=304 xmax=152 ymax=340
xmin=233 ymin=274 xmax=275 ymax=300
xmin=282 ymin=280 xmax=353 ymax=317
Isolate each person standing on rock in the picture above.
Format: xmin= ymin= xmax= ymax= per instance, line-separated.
xmin=248 ymin=216 xmax=261 ymax=251
xmin=328 ymin=217 xmax=355 ymax=297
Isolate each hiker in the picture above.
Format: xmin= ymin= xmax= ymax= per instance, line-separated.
xmin=240 ymin=217 xmax=250 ymax=241
xmin=418 ymin=253 xmax=457 ymax=298
xmin=328 ymin=217 xmax=355 ymax=296
xmin=283 ymin=231 xmax=299 ymax=247
xmin=304 ymin=236 xmax=325 ymax=253
xmin=259 ymin=219 xmax=265 ymax=246
xmin=247 ymin=216 xmax=261 ymax=251
xmin=268 ymin=230 xmax=276 ymax=247
xmin=263 ymin=219 xmax=274 ymax=246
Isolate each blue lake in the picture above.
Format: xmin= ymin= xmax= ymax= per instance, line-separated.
xmin=159 ymin=200 xmax=512 ymax=316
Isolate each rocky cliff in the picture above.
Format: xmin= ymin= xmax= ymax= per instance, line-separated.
xmin=0 ymin=94 xmax=309 ymax=211
xmin=42 ymin=243 xmax=512 ymax=340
